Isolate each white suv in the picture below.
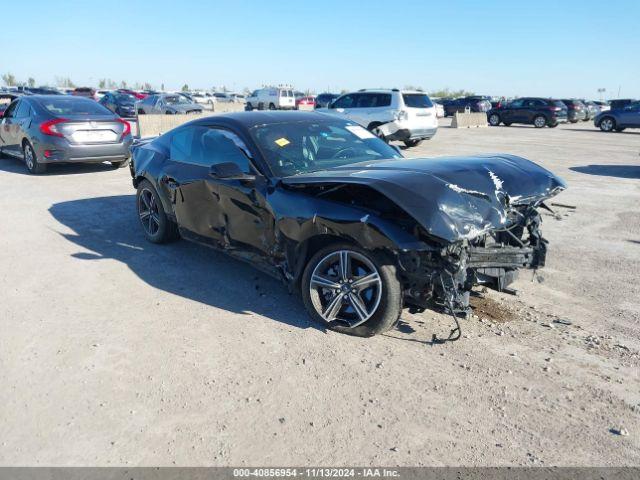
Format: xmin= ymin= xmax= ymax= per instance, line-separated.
xmin=319 ymin=89 xmax=438 ymax=147
xmin=246 ymin=87 xmax=296 ymax=110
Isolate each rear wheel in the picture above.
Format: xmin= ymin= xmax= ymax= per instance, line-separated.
xmin=533 ymin=115 xmax=546 ymax=128
xmin=136 ymin=179 xmax=179 ymax=244
xmin=301 ymin=244 xmax=402 ymax=337
xmin=24 ymin=141 xmax=46 ymax=174
xmin=246 ymin=102 xmax=253 ymax=111
xmin=488 ymin=113 xmax=501 ymax=126
xmin=599 ymin=117 xmax=615 ymax=132
xmin=268 ymin=103 xmax=276 ymax=110
xmin=404 ymin=139 xmax=422 ymax=148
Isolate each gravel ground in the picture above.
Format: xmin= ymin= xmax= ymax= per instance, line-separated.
xmin=0 ymin=118 xmax=638 ymax=466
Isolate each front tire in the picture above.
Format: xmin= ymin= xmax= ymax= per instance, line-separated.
xmin=268 ymin=103 xmax=276 ymax=110
xmin=488 ymin=113 xmax=501 ymax=126
xmin=24 ymin=141 xmax=46 ymax=174
xmin=599 ymin=117 xmax=615 ymax=132
xmin=301 ymin=243 xmax=402 ymax=337
xmin=136 ymin=179 xmax=179 ymax=244
xmin=533 ymin=115 xmax=546 ymax=128
xmin=246 ymin=102 xmax=253 ymax=111
xmin=404 ymin=139 xmax=422 ymax=148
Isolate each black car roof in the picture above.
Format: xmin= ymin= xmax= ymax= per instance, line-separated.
xmin=193 ymin=111 xmax=340 ymax=130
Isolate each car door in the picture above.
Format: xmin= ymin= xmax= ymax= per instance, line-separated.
xmin=327 ymin=93 xmax=357 ymax=122
xmin=204 ymin=128 xmax=273 ymax=257
xmin=2 ymin=100 xmax=30 ymax=156
xmin=161 ymin=125 xmax=226 ymax=244
xmin=0 ymin=100 xmax=20 ymax=155
xmin=504 ymin=99 xmax=525 ymax=123
xmin=619 ymin=102 xmax=640 ymax=127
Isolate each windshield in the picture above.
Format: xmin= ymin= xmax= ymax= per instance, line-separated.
xmin=403 ymin=93 xmax=434 ymax=108
xmin=115 ymin=93 xmax=136 ymax=103
xmin=250 ymin=120 xmax=402 ymax=177
xmin=39 ymin=97 xmax=112 ymax=115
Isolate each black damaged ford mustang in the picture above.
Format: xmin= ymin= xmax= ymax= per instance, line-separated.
xmin=131 ymin=111 xmax=566 ymax=337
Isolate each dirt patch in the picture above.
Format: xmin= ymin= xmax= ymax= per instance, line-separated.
xmin=470 ymin=293 xmax=516 ymax=323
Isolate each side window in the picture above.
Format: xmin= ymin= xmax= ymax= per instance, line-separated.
xmin=332 ymin=94 xmax=355 ymax=109
xmin=169 ymin=127 xmax=195 ymax=162
xmin=510 ymin=99 xmax=524 ymax=108
xmin=15 ymin=101 xmax=31 ymax=118
xmin=355 ymin=94 xmax=372 ymax=108
xmin=3 ymin=100 xmax=19 ymax=118
xmin=195 ymin=128 xmax=253 ymax=172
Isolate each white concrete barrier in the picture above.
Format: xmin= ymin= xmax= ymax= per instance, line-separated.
xmin=451 ymin=112 xmax=488 ymax=128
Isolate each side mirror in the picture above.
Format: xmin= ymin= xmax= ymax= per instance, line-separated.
xmin=209 ymin=162 xmax=256 ymax=182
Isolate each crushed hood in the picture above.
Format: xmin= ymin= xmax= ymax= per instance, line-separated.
xmin=281 ymin=154 xmax=566 ymax=243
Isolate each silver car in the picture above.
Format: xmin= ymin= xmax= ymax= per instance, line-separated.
xmin=0 ymin=95 xmax=132 ymax=174
xmin=135 ymin=94 xmax=203 ymax=115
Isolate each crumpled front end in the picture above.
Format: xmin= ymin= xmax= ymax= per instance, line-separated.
xmin=399 ymin=202 xmax=550 ymax=314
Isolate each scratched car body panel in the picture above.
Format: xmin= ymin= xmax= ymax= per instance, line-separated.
xmin=131 ymin=111 xmax=566 ymax=337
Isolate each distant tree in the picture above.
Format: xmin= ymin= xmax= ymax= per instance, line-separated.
xmin=55 ymin=76 xmax=76 ymax=88
xmin=120 ymin=80 xmax=128 ymax=89
xmin=107 ymin=79 xmax=118 ymax=89
xmin=98 ymin=78 xmax=106 ymax=89
xmin=242 ymin=87 xmax=251 ymax=96
xmin=28 ymin=77 xmax=36 ymax=88
xmin=143 ymin=82 xmax=152 ymax=90
xmin=161 ymin=83 xmax=165 ymax=91
xmin=2 ymin=72 xmax=17 ymax=86
xmin=428 ymin=88 xmax=475 ymax=98
xmin=181 ymin=84 xmax=189 ymax=92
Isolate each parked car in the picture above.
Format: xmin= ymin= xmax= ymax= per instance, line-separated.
xmin=25 ymin=87 xmax=61 ymax=95
xmin=130 ymin=111 xmax=565 ymax=337
xmin=246 ymin=87 xmax=296 ymax=110
xmin=0 ymin=95 xmax=132 ymax=174
xmin=191 ymin=91 xmax=213 ymax=105
xmin=559 ymin=99 xmax=587 ymax=123
xmin=319 ymin=89 xmax=438 ymax=147
xmin=117 ymin=89 xmax=146 ymax=100
xmin=0 ymin=93 xmax=19 ymax=117
xmin=136 ymin=94 xmax=203 ymax=115
xmin=580 ymin=100 xmax=599 ymax=121
xmin=213 ymin=92 xmax=234 ymax=103
xmin=99 ymin=92 xmax=137 ymax=118
xmin=296 ymin=96 xmax=316 ymax=109
xmin=608 ymin=99 xmax=636 ymax=111
xmin=433 ymin=101 xmax=445 ymax=118
xmin=443 ymin=96 xmax=491 ymax=116
xmin=488 ymin=98 xmax=568 ymax=128
xmin=71 ymin=87 xmax=96 ymax=100
xmin=592 ymin=101 xmax=610 ymax=112
xmin=314 ymin=93 xmax=339 ymax=109
xmin=230 ymin=93 xmax=246 ymax=103
xmin=594 ymin=100 xmax=640 ymax=132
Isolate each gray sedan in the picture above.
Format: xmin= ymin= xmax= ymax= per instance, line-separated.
xmin=135 ymin=94 xmax=203 ymax=115
xmin=0 ymin=95 xmax=132 ymax=174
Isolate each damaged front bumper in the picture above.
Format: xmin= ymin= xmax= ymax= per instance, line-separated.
xmin=398 ymin=206 xmax=548 ymax=313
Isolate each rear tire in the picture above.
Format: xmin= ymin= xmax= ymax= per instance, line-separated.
xmin=301 ymin=243 xmax=402 ymax=337
xmin=24 ymin=141 xmax=46 ymax=174
xmin=136 ymin=179 xmax=180 ymax=244
xmin=488 ymin=113 xmax=501 ymax=126
xmin=403 ymin=139 xmax=422 ymax=148
xmin=246 ymin=102 xmax=253 ymax=111
xmin=268 ymin=103 xmax=276 ymax=110
xmin=533 ymin=115 xmax=546 ymax=128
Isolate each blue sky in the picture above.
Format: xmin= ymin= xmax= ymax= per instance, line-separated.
xmin=1 ymin=0 xmax=638 ymax=99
